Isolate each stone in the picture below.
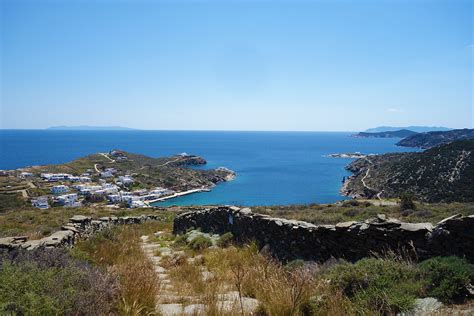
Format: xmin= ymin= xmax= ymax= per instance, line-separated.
xmin=173 ymin=206 xmax=474 ymax=262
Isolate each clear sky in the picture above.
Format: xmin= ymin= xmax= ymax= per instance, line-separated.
xmin=1 ymin=0 xmax=472 ymax=131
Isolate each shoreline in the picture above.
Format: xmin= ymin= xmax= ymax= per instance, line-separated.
xmin=145 ymin=187 xmax=211 ymax=205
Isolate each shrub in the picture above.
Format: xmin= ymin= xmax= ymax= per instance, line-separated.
xmin=0 ymin=248 xmax=117 ymax=315
xmin=217 ymin=232 xmax=234 ymax=248
xmin=327 ymin=258 xmax=423 ymax=314
xmin=418 ymin=256 xmax=474 ymax=303
xmin=174 ymin=234 xmax=188 ymax=246
xmin=399 ymin=192 xmax=416 ymax=211
xmin=188 ymin=235 xmax=213 ymax=250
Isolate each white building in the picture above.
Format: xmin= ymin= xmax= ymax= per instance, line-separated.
xmin=100 ymin=171 xmax=114 ymax=178
xmin=118 ymin=175 xmax=134 ymax=185
xmin=69 ymin=176 xmax=91 ymax=182
xmin=129 ymin=200 xmax=146 ymax=208
xmin=32 ymin=196 xmax=49 ymax=209
xmin=150 ymin=187 xmax=175 ymax=196
xmin=41 ymin=173 xmax=73 ymax=181
xmin=51 ymin=185 xmax=69 ymax=194
xmin=107 ymin=194 xmax=122 ymax=203
xmin=55 ymin=193 xmax=80 ymax=207
xmin=20 ymin=172 xmax=33 ymax=178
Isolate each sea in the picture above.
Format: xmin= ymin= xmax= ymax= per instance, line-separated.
xmin=0 ymin=130 xmax=419 ymax=206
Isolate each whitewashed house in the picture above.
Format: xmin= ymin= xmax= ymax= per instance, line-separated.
xmin=20 ymin=172 xmax=33 ymax=178
xmin=118 ymin=175 xmax=134 ymax=185
xmin=51 ymin=185 xmax=69 ymax=194
xmin=55 ymin=193 xmax=81 ymax=207
xmin=32 ymin=196 xmax=49 ymax=209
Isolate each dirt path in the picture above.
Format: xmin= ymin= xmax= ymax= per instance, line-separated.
xmin=99 ymin=153 xmax=115 ymax=163
xmin=360 ymin=157 xmax=382 ymax=200
xmin=157 ymin=157 xmax=182 ymax=168
xmin=140 ymin=232 xmax=259 ymax=315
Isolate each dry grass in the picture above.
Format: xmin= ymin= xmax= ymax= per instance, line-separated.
xmin=74 ymin=222 xmax=167 ymax=314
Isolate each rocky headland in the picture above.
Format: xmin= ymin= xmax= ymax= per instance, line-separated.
xmin=342 ymin=139 xmax=474 ymax=202
xmin=397 ymin=128 xmax=474 ymax=149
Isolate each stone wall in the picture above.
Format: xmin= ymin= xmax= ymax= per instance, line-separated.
xmin=0 ymin=214 xmax=162 ymax=251
xmin=173 ymin=206 xmax=474 ymax=262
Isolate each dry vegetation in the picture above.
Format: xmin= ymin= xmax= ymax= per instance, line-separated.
xmin=72 ymin=221 xmax=171 ymax=314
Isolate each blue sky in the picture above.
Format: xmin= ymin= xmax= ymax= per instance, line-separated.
xmin=1 ymin=0 xmax=472 ymax=131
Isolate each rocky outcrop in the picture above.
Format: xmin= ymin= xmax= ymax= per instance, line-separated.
xmin=173 ymin=206 xmax=473 ymax=262
xmin=0 ymin=214 xmax=162 ymax=251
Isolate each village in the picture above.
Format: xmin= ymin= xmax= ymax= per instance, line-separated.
xmin=7 ymin=151 xmax=183 ymax=210
xmin=0 ymin=150 xmax=235 ymax=212
xmin=27 ymin=169 xmax=177 ymax=209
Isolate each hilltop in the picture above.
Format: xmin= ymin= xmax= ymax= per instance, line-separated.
xmin=397 ymin=128 xmax=474 ymax=149
xmin=354 ymin=129 xmax=417 ymax=138
xmin=342 ymin=139 xmax=474 ymax=202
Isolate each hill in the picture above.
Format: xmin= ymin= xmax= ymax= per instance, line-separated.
xmin=24 ymin=150 xmax=235 ymax=192
xmin=397 ymin=128 xmax=474 ymax=149
xmin=365 ymin=126 xmax=451 ymax=133
xmin=354 ymin=129 xmax=417 ymax=138
xmin=342 ymin=139 xmax=474 ymax=202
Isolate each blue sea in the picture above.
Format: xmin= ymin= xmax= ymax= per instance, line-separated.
xmin=0 ymin=130 xmax=418 ymax=206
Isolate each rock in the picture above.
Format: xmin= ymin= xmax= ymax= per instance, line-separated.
xmin=398 ymin=297 xmax=442 ymax=316
xmin=157 ymin=303 xmax=184 ymax=316
xmin=70 ymin=215 xmax=90 ymax=223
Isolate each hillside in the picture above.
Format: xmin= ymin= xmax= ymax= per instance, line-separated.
xmin=342 ymin=139 xmax=474 ymax=202
xmin=354 ymin=129 xmax=417 ymax=138
xmin=397 ymin=128 xmax=474 ymax=149
xmin=24 ymin=150 xmax=235 ymax=192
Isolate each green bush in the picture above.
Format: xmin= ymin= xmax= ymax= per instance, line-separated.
xmin=174 ymin=234 xmax=188 ymax=246
xmin=188 ymin=235 xmax=212 ymax=250
xmin=217 ymin=232 xmax=234 ymax=248
xmin=0 ymin=249 xmax=117 ymax=315
xmin=399 ymin=192 xmax=416 ymax=211
xmin=328 ymin=258 xmax=423 ymax=314
xmin=418 ymin=256 xmax=474 ymax=303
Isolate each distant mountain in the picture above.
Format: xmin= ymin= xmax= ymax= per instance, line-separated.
xmin=47 ymin=126 xmax=137 ymax=131
xmin=343 ymin=139 xmax=474 ymax=203
xmin=397 ymin=129 xmax=474 ymax=149
xmin=365 ymin=126 xmax=451 ymax=133
xmin=354 ymin=129 xmax=418 ymax=138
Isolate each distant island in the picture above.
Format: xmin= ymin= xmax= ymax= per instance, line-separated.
xmin=354 ymin=129 xmax=418 ymax=138
xmin=365 ymin=126 xmax=451 ymax=133
xmin=397 ymin=128 xmax=474 ymax=149
xmin=47 ymin=126 xmax=138 ymax=131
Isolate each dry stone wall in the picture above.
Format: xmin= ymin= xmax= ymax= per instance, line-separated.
xmin=173 ymin=206 xmax=474 ymax=262
xmin=0 ymin=214 xmax=162 ymax=251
